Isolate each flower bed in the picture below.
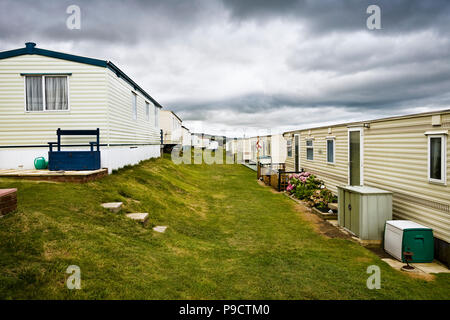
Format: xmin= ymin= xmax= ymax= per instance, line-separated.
xmin=286 ymin=172 xmax=337 ymax=210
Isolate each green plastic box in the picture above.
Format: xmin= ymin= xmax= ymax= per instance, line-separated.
xmin=384 ymin=220 xmax=434 ymax=263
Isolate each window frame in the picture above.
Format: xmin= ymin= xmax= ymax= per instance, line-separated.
xmin=287 ymin=139 xmax=292 ymax=157
xmin=326 ymin=137 xmax=336 ymax=164
xmin=24 ymin=75 xmax=70 ymax=112
xmin=427 ymin=133 xmax=447 ymax=185
xmin=132 ymin=92 xmax=137 ymax=121
xmin=145 ymin=101 xmax=150 ymax=121
xmin=306 ymin=139 xmax=314 ymax=161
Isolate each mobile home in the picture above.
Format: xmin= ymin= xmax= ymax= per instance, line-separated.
xmin=191 ymin=133 xmax=210 ymax=149
xmin=160 ymin=110 xmax=182 ymax=151
xmin=181 ymin=126 xmax=191 ymax=150
xmin=283 ymin=109 xmax=450 ymax=266
xmin=0 ymin=42 xmax=162 ymax=173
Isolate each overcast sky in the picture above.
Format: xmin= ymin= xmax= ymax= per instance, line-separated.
xmin=1 ymin=0 xmax=450 ymax=137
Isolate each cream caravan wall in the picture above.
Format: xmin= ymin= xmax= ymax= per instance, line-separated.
xmin=106 ymin=69 xmax=160 ymax=145
xmin=284 ymin=125 xmax=349 ymax=193
xmin=0 ymin=54 xmax=161 ymax=171
xmin=182 ymin=127 xmax=191 ymax=146
xmin=283 ymin=111 xmax=449 ymax=243
xmin=160 ymin=110 xmax=182 ymax=144
xmin=362 ymin=113 xmax=450 ymax=243
xmin=270 ymin=134 xmax=287 ymax=164
xmin=0 ymin=54 xmax=108 ymax=147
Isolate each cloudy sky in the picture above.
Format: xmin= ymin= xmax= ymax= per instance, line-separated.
xmin=1 ymin=0 xmax=450 ymax=137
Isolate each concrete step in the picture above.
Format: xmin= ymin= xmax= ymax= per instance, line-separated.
xmin=101 ymin=202 xmax=123 ymax=213
xmin=126 ymin=212 xmax=149 ymax=223
xmin=153 ymin=226 xmax=167 ymax=233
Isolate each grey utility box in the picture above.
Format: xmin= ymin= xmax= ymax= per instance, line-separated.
xmin=337 ymin=185 xmax=393 ymax=240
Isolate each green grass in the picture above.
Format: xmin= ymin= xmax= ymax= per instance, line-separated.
xmin=0 ymin=154 xmax=449 ymax=299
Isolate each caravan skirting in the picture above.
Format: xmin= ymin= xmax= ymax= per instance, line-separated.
xmin=0 ymin=145 xmax=161 ymax=174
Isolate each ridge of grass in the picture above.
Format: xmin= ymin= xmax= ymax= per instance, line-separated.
xmin=0 ymin=154 xmax=449 ymax=299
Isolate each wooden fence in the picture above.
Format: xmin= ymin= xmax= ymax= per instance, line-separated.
xmin=257 ymin=163 xmax=302 ymax=192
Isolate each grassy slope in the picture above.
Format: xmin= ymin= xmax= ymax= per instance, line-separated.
xmin=0 ymin=155 xmax=449 ymax=299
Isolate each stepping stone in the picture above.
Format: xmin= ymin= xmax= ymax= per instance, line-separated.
xmin=126 ymin=212 xmax=149 ymax=223
xmin=101 ymin=202 xmax=122 ymax=213
xmin=153 ymin=226 xmax=167 ymax=233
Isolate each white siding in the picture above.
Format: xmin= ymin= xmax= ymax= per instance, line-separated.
xmin=0 ymin=55 xmax=108 ymax=146
xmin=106 ymin=69 xmax=160 ymax=145
xmin=363 ymin=113 xmax=450 ymax=242
xmin=283 ymin=111 xmax=449 ymax=242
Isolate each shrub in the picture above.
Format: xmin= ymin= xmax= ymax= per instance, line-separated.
xmin=286 ymin=172 xmax=337 ymax=209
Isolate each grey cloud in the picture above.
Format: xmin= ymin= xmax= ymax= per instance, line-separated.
xmin=0 ymin=0 xmax=449 ymax=135
xmin=222 ymin=0 xmax=450 ymax=35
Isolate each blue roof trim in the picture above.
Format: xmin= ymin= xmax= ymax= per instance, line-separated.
xmin=0 ymin=43 xmax=163 ymax=108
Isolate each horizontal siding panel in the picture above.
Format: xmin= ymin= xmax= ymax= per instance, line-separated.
xmin=107 ymin=70 xmax=160 ymax=145
xmin=0 ymin=55 xmax=108 ymax=146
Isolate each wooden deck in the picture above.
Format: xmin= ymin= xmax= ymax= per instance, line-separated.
xmin=0 ymin=168 xmax=108 ymax=183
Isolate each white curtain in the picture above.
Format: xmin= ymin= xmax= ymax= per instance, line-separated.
xmin=26 ymin=76 xmax=43 ymax=111
xmin=45 ymin=77 xmax=68 ymax=110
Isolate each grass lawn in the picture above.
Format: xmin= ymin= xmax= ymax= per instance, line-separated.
xmin=0 ymin=154 xmax=449 ymax=299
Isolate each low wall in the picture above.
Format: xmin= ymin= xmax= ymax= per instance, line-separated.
xmin=0 ymin=188 xmax=17 ymax=216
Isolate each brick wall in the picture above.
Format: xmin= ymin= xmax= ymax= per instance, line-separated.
xmin=0 ymin=188 xmax=17 ymax=216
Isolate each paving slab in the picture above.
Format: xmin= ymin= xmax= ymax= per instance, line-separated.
xmin=413 ymin=262 xmax=450 ymax=274
xmin=126 ymin=212 xmax=149 ymax=223
xmin=101 ymin=202 xmax=122 ymax=213
xmin=153 ymin=226 xmax=167 ymax=233
xmin=382 ymin=258 xmax=449 ymax=274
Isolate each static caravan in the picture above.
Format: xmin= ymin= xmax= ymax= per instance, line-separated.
xmin=160 ymin=110 xmax=182 ymax=151
xmin=245 ymin=135 xmax=287 ymax=165
xmin=191 ymin=133 xmax=210 ymax=149
xmin=191 ymin=133 xmax=202 ymax=148
xmin=256 ymin=134 xmax=287 ymax=165
xmin=270 ymin=134 xmax=287 ymax=164
xmin=181 ymin=126 xmax=191 ymax=150
xmin=283 ymin=109 xmax=450 ymax=266
xmin=0 ymin=42 xmax=162 ymax=173
xmin=241 ymin=137 xmax=252 ymax=162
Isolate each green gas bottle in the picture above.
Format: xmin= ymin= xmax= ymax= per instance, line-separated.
xmin=34 ymin=157 xmax=48 ymax=170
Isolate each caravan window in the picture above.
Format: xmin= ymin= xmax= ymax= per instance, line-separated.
xmin=326 ymin=138 xmax=335 ymax=164
xmin=25 ymin=75 xmax=68 ymax=111
xmin=132 ymin=92 xmax=137 ymax=120
xmin=306 ymin=139 xmax=314 ymax=160
xmin=428 ymin=134 xmax=446 ymax=184
xmin=145 ymin=102 xmax=150 ymax=121
xmin=287 ymin=139 xmax=292 ymax=157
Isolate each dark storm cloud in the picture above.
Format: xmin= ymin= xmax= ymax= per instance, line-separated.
xmin=0 ymin=0 xmax=219 ymax=43
xmin=222 ymin=0 xmax=450 ymax=35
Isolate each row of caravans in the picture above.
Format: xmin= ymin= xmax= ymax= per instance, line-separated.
xmin=191 ymin=133 xmax=223 ymax=150
xmin=159 ymin=110 xmax=192 ymax=152
xmin=227 ymin=134 xmax=287 ymax=165
xmin=282 ymin=109 xmax=449 ymax=266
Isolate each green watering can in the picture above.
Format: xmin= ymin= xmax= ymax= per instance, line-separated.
xmin=34 ymin=157 xmax=48 ymax=170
